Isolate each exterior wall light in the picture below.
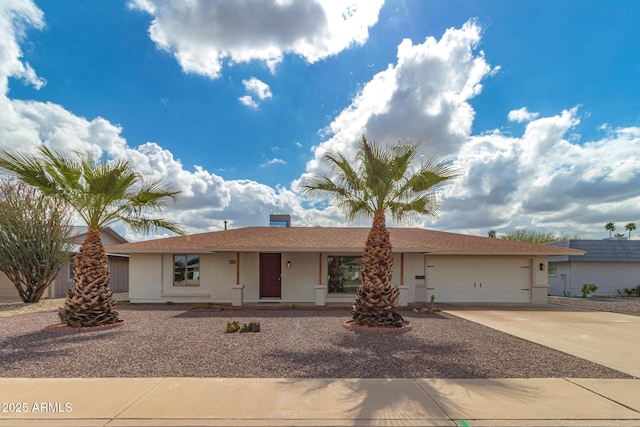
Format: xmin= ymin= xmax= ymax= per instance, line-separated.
xmin=287 ymin=261 xmax=291 ymax=269
xmin=539 ymin=263 xmax=545 ymax=271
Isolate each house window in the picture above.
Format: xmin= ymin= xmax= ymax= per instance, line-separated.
xmin=174 ymin=254 xmax=200 ymax=286
xmin=327 ymin=256 xmax=361 ymax=293
xmin=548 ymin=263 xmax=557 ymax=277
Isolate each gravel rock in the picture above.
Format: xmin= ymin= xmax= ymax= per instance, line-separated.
xmin=548 ymin=296 xmax=640 ymax=316
xmin=0 ymin=302 xmax=632 ymax=379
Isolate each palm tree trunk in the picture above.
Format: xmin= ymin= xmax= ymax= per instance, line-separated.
xmin=59 ymin=228 xmax=119 ymax=327
xmin=351 ymin=210 xmax=407 ymax=327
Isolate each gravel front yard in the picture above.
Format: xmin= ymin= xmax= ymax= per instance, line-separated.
xmin=0 ymin=300 xmax=634 ymax=379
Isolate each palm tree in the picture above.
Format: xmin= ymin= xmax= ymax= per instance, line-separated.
xmin=0 ymin=146 xmax=183 ymax=327
xmin=625 ymin=222 xmax=636 ymax=239
xmin=605 ymin=222 xmax=616 ymax=238
xmin=301 ymin=136 xmax=459 ymax=327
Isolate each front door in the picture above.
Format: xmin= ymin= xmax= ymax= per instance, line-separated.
xmin=260 ymin=253 xmax=281 ymax=298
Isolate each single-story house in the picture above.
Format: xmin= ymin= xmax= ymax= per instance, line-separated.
xmin=0 ymin=226 xmax=129 ymax=302
xmin=546 ymin=239 xmax=640 ymax=296
xmin=107 ymin=226 xmax=583 ymax=306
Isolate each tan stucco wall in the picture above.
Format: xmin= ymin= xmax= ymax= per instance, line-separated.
xmin=531 ymin=256 xmax=549 ymax=303
xmin=128 ymin=251 xmax=549 ymax=304
xmin=239 ymin=252 xmax=259 ymax=301
xmin=130 ymin=254 xmax=163 ymax=301
xmin=280 ymin=252 xmax=317 ymax=302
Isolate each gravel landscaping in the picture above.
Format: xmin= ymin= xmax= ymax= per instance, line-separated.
xmin=0 ymin=300 xmax=635 ymax=379
xmin=548 ymin=295 xmax=640 ymax=316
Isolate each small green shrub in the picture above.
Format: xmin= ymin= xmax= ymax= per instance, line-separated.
xmin=618 ymin=285 xmax=640 ymax=297
xmin=581 ymin=283 xmax=598 ymax=298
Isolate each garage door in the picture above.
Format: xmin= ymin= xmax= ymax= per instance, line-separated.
xmin=425 ymin=256 xmax=531 ymax=303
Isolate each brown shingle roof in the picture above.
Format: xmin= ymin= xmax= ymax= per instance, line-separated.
xmin=108 ymin=227 xmax=584 ymax=256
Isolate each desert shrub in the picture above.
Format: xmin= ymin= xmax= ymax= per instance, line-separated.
xmin=581 ymin=283 xmax=598 ymax=298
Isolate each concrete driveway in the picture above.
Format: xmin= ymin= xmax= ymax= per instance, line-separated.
xmin=444 ymin=304 xmax=640 ymax=378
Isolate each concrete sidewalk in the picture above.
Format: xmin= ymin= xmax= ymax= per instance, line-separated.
xmin=444 ymin=305 xmax=640 ymax=377
xmin=1 ymin=377 xmax=639 ymax=426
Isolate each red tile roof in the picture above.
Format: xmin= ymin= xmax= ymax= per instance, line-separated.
xmin=108 ymin=227 xmax=584 ymax=256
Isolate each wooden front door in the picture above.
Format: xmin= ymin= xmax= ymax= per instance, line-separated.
xmin=260 ymin=253 xmax=281 ymax=298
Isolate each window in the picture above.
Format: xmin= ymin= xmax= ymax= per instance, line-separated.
xmin=327 ymin=256 xmax=361 ymax=293
xmin=548 ymin=263 xmax=557 ymax=277
xmin=174 ymin=254 xmax=200 ymax=286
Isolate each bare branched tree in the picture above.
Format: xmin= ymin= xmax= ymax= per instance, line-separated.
xmin=0 ymin=179 xmax=73 ymax=303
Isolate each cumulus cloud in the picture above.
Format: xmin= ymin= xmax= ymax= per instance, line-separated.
xmin=128 ymin=0 xmax=384 ymax=78
xmin=1 ymin=3 xmax=637 ymax=241
xmin=260 ymin=158 xmax=286 ymax=167
xmin=238 ymin=77 xmax=272 ymax=107
xmin=508 ymin=107 xmax=539 ymax=123
xmin=300 ymin=20 xmax=494 ymax=182
xmin=0 ymin=0 xmax=46 ymax=93
xmin=437 ymin=110 xmax=640 ymax=238
xmin=297 ymin=20 xmax=638 ymax=239
xmin=0 ymin=0 xmax=327 ymax=239
xmin=238 ymin=95 xmax=258 ymax=108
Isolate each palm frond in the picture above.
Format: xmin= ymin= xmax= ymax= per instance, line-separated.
xmin=0 ymin=146 xmax=184 ymax=236
xmin=300 ymin=134 xmax=460 ymax=225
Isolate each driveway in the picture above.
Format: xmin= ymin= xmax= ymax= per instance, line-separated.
xmin=444 ymin=304 xmax=640 ymax=378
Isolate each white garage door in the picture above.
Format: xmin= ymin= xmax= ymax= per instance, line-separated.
xmin=426 ymin=256 xmax=532 ymax=303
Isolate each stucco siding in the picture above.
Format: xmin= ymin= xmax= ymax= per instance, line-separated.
xmin=280 ymin=252 xmax=317 ymax=302
xmin=127 ymin=250 xmax=554 ymax=305
xmin=402 ymin=253 xmax=424 ymax=303
xmin=531 ymin=256 xmax=549 ymax=303
xmin=201 ymin=253 xmax=234 ymax=301
xmin=240 ymin=252 xmax=260 ymax=301
xmin=130 ymin=254 xmax=163 ymax=301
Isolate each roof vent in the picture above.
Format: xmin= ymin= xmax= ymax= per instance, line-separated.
xmin=269 ymin=214 xmax=291 ymax=227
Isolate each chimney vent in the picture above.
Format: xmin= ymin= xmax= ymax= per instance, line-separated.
xmin=269 ymin=214 xmax=291 ymax=227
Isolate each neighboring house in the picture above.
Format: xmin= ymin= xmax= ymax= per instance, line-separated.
xmin=0 ymin=226 xmax=129 ymax=302
xmin=546 ymin=239 xmax=640 ymax=296
xmin=107 ymin=225 xmax=582 ymax=306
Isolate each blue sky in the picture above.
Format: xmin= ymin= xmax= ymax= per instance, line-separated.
xmin=2 ymin=0 xmax=639 ymax=240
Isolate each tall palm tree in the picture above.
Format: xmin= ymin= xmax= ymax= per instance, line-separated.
xmin=0 ymin=146 xmax=183 ymax=327
xmin=605 ymin=222 xmax=616 ymax=238
xmin=301 ymin=136 xmax=459 ymax=327
xmin=626 ymin=222 xmax=636 ymax=239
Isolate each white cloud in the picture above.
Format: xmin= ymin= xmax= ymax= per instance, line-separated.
xmin=261 ymin=158 xmax=286 ymax=167
xmin=0 ymin=1 xmax=324 ymax=238
xmin=437 ymin=110 xmax=640 ymax=238
xmin=1 ymin=5 xmax=637 ymax=241
xmin=243 ymin=77 xmax=272 ymax=100
xmin=0 ymin=0 xmax=45 ymax=93
xmin=300 ymin=20 xmax=493 ymax=181
xmin=239 ymin=77 xmax=272 ymax=107
xmin=238 ymin=95 xmax=258 ymax=108
xmin=508 ymin=107 xmax=539 ymax=123
xmin=297 ymin=20 xmax=639 ymax=239
xmin=128 ymin=0 xmax=384 ymax=78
